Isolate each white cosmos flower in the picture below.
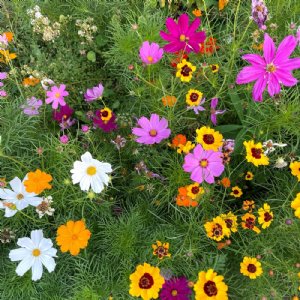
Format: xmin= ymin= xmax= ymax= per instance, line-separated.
xmin=274 ymin=157 xmax=288 ymax=169
xmin=70 ymin=151 xmax=112 ymax=193
xmin=0 ymin=177 xmax=43 ymax=217
xmin=9 ymin=230 xmax=57 ymax=281
xmin=263 ymin=140 xmax=287 ymax=155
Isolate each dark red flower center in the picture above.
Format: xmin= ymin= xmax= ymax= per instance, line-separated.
xmin=245 ymin=217 xmax=255 ymax=229
xmin=225 ymin=219 xmax=233 ymax=228
xmin=233 ymin=189 xmax=239 ymax=195
xmin=191 ymin=186 xmax=200 ymax=194
xmin=139 ymin=273 xmax=154 ymax=289
xmin=213 ymin=224 xmax=223 ymax=237
xmin=101 ymin=110 xmax=109 ymax=117
xmin=204 ymin=280 xmax=218 ymax=296
xmin=247 ymin=264 xmax=257 ymax=273
xmin=181 ymin=65 xmax=192 ymax=77
xmin=264 ymin=212 xmax=273 ymax=222
xmin=251 ymin=148 xmax=262 ymax=159
xmin=203 ymin=134 xmax=215 ymax=144
xmin=211 ymin=65 xmax=217 ymax=71
xmin=190 ymin=93 xmax=199 ymax=102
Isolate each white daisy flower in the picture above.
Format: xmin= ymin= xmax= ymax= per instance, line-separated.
xmin=70 ymin=151 xmax=112 ymax=193
xmin=0 ymin=177 xmax=43 ymax=217
xmin=9 ymin=230 xmax=57 ymax=281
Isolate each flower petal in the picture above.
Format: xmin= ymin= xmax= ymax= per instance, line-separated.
xmin=242 ymin=54 xmax=265 ymax=66
xmin=274 ymin=35 xmax=297 ymax=64
xmin=15 ymin=255 xmax=34 ymax=277
xmin=263 ymin=33 xmax=276 ymax=64
xmin=31 ymin=259 xmax=43 ymax=281
xmin=236 ymin=66 xmax=265 ymax=84
xmin=252 ymin=76 xmax=267 ymax=102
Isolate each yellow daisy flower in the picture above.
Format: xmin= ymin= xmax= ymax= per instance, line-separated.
xmin=291 ymin=193 xmax=300 ymax=218
xmin=220 ymin=211 xmax=238 ymax=233
xmin=240 ymin=257 xmax=263 ymax=279
xmin=129 ymin=263 xmax=165 ymax=300
xmin=176 ymin=59 xmax=196 ymax=82
xmin=196 ymin=126 xmax=223 ymax=151
xmin=194 ymin=269 xmax=228 ymax=300
xmin=258 ymin=203 xmax=274 ymax=229
xmin=245 ymin=171 xmax=254 ymax=181
xmin=290 ymin=161 xmax=300 ymax=181
xmin=230 ymin=186 xmax=243 ymax=198
xmin=210 ymin=64 xmax=219 ymax=73
xmin=152 ymin=241 xmax=171 ymax=259
xmin=177 ymin=141 xmax=195 ymax=154
xmin=186 ymin=182 xmax=205 ymax=200
xmin=186 ymin=89 xmax=203 ymax=106
xmin=244 ymin=140 xmax=269 ymax=167
xmin=241 ymin=213 xmax=261 ymax=234
xmin=204 ymin=216 xmax=231 ymax=242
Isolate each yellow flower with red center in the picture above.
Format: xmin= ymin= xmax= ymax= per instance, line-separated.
xmin=162 ymin=95 xmax=177 ymax=107
xmin=24 ymin=169 xmax=53 ymax=194
xmin=242 ymin=200 xmax=255 ymax=213
xmin=176 ymin=59 xmax=196 ymax=82
xmin=210 ymin=64 xmax=219 ymax=73
xmin=56 ymin=220 xmax=91 ymax=256
xmin=0 ymin=49 xmax=17 ymax=63
xmin=220 ymin=212 xmax=238 ymax=233
xmin=244 ymin=140 xmax=269 ymax=167
xmin=291 ymin=193 xmax=300 ymax=218
xmin=152 ymin=241 xmax=171 ymax=259
xmin=196 ymin=126 xmax=223 ymax=151
xmin=241 ymin=213 xmax=261 ymax=234
xmin=129 ymin=263 xmax=165 ymax=300
xmin=240 ymin=257 xmax=263 ymax=279
xmin=186 ymin=89 xmax=203 ymax=106
xmin=100 ymin=107 xmax=113 ymax=123
xmin=245 ymin=171 xmax=254 ymax=180
xmin=194 ymin=269 xmax=228 ymax=300
xmin=290 ymin=161 xmax=300 ymax=181
xmin=177 ymin=141 xmax=195 ymax=154
xmin=230 ymin=186 xmax=243 ymax=198
xmin=258 ymin=203 xmax=274 ymax=229
xmin=186 ymin=182 xmax=205 ymax=200
xmin=204 ymin=216 xmax=231 ymax=241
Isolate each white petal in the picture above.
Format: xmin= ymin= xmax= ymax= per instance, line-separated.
xmin=81 ymin=152 xmax=93 ymax=163
xmin=97 ymin=171 xmax=109 ymax=186
xmin=9 ymin=248 xmax=31 ymax=261
xmin=43 ymin=248 xmax=57 ymax=257
xmin=99 ymin=162 xmax=112 ymax=173
xmin=71 ymin=161 xmax=86 ymax=173
xmin=30 ymin=230 xmax=43 ymax=247
xmin=71 ymin=170 xmax=85 ymax=184
xmin=15 ymin=255 xmax=34 ymax=277
xmin=0 ymin=188 xmax=16 ymax=200
xmin=40 ymin=255 xmax=56 ymax=273
xmin=31 ymin=259 xmax=43 ymax=281
xmin=39 ymin=238 xmax=53 ymax=251
xmin=90 ymin=176 xmax=104 ymax=193
xmin=25 ymin=196 xmax=43 ymax=207
xmin=17 ymin=237 xmax=35 ymax=250
xmin=9 ymin=177 xmax=22 ymax=193
xmin=15 ymin=200 xmax=29 ymax=211
xmin=79 ymin=175 xmax=91 ymax=191
xmin=4 ymin=207 xmax=18 ymax=217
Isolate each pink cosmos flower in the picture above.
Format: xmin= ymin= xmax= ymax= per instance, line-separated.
xmin=0 ymin=90 xmax=7 ymax=97
xmin=0 ymin=72 xmax=7 ymax=80
xmin=81 ymin=125 xmax=90 ymax=133
xmin=84 ymin=83 xmax=104 ymax=102
xmin=210 ymin=98 xmax=226 ymax=126
xmin=46 ymin=84 xmax=69 ymax=109
xmin=160 ymin=13 xmax=206 ymax=53
xmin=60 ymin=135 xmax=69 ymax=144
xmin=183 ymin=144 xmax=224 ymax=184
xmin=132 ymin=114 xmax=171 ymax=145
xmin=139 ymin=41 xmax=164 ymax=65
xmin=21 ymin=97 xmax=43 ymax=115
xmin=236 ymin=33 xmax=300 ymax=102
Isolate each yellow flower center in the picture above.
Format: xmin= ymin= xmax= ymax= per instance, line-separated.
xmin=55 ymin=92 xmax=60 ymax=98
xmin=16 ymin=193 xmax=24 ymax=200
xmin=72 ymin=234 xmax=78 ymax=240
xmin=32 ymin=249 xmax=41 ymax=257
xmin=147 ymin=56 xmax=153 ymax=62
xmin=266 ymin=63 xmax=276 ymax=73
xmin=171 ymin=290 xmax=178 ymax=296
xmin=86 ymin=166 xmax=97 ymax=176
xmin=200 ymin=159 xmax=208 ymax=167
xmin=179 ymin=34 xmax=186 ymax=42
xmin=149 ymin=129 xmax=157 ymax=137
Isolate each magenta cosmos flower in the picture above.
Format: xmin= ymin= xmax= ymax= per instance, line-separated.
xmin=84 ymin=83 xmax=104 ymax=102
xmin=160 ymin=13 xmax=206 ymax=53
xmin=236 ymin=33 xmax=300 ymax=102
xmin=210 ymin=98 xmax=225 ymax=126
xmin=132 ymin=114 xmax=171 ymax=145
xmin=53 ymin=103 xmax=74 ymax=122
xmin=46 ymin=84 xmax=69 ymax=109
xmin=183 ymin=144 xmax=224 ymax=184
xmin=160 ymin=277 xmax=191 ymax=300
xmin=139 ymin=41 xmax=164 ymax=65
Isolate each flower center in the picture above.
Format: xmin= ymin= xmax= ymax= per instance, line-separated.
xmin=266 ymin=63 xmax=276 ymax=73
xmin=139 ymin=273 xmax=154 ymax=289
xmin=32 ymin=248 xmax=41 ymax=257
xmin=181 ymin=65 xmax=192 ymax=77
xmin=264 ymin=212 xmax=273 ymax=222
xmin=251 ymin=148 xmax=262 ymax=159
xmin=16 ymin=193 xmax=24 ymax=200
xmin=101 ymin=110 xmax=109 ymax=118
xmin=213 ymin=224 xmax=223 ymax=237
xmin=55 ymin=92 xmax=60 ymax=98
xmin=247 ymin=264 xmax=257 ymax=273
xmin=149 ymin=129 xmax=157 ymax=137
xmin=233 ymin=189 xmax=239 ymax=195
xmin=255 ymin=5 xmax=263 ymax=12
xmin=191 ymin=186 xmax=199 ymax=194
xmin=200 ymin=159 xmax=208 ymax=168
xmin=86 ymin=166 xmax=97 ymax=176
xmin=171 ymin=290 xmax=178 ymax=296
xmin=147 ymin=56 xmax=153 ymax=62
xmin=72 ymin=234 xmax=78 ymax=240
xmin=204 ymin=280 xmax=218 ymax=296
xmin=179 ymin=34 xmax=186 ymax=42
xmin=63 ymin=114 xmax=68 ymax=120
xmin=225 ymin=219 xmax=233 ymax=228
xmin=245 ymin=217 xmax=255 ymax=229
xmin=190 ymin=93 xmax=199 ymax=102
xmin=203 ymin=134 xmax=215 ymax=144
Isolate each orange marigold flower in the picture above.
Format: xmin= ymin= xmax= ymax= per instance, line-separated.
xmin=199 ymin=37 xmax=220 ymax=55
xmin=220 ymin=177 xmax=231 ymax=188
xmin=192 ymin=9 xmax=202 ymax=17
xmin=252 ymin=43 xmax=264 ymax=51
xmin=219 ymin=0 xmax=229 ymax=11
xmin=22 ymin=76 xmax=40 ymax=87
xmin=176 ymin=186 xmax=198 ymax=207
xmin=3 ymin=32 xmax=13 ymax=42
xmin=162 ymin=95 xmax=177 ymax=107
xmin=56 ymin=220 xmax=91 ymax=256
xmin=171 ymin=134 xmax=187 ymax=147
xmin=24 ymin=169 xmax=53 ymax=194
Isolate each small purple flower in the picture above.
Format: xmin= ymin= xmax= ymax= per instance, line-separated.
xmin=59 ymin=118 xmax=76 ymax=130
xmin=46 ymin=84 xmax=69 ymax=109
xmin=53 ymin=104 xmax=74 ymax=122
xmin=251 ymin=0 xmax=268 ymax=29
xmin=21 ymin=97 xmax=43 ymax=115
xmin=160 ymin=277 xmax=191 ymax=300
xmin=210 ymin=98 xmax=226 ymax=126
xmin=0 ymin=72 xmax=7 ymax=80
xmin=0 ymin=82 xmax=3 ymax=87
xmin=60 ymin=135 xmax=69 ymax=144
xmin=81 ymin=125 xmax=90 ymax=133
xmin=0 ymin=90 xmax=7 ymax=97
xmin=139 ymin=41 xmax=164 ymax=65
xmin=223 ymin=139 xmax=235 ymax=152
xmin=187 ymin=98 xmax=205 ymax=114
xmin=84 ymin=83 xmax=104 ymax=102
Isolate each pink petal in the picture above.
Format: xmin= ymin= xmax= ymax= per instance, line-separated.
xmin=274 ymin=35 xmax=297 ymax=64
xmin=204 ymin=170 xmax=215 ymax=184
xmin=160 ymin=31 xmax=177 ymax=42
xmin=178 ymin=14 xmax=189 ymax=33
xmin=187 ymin=18 xmax=201 ymax=35
xmin=132 ymin=127 xmax=148 ymax=137
xmin=278 ymin=58 xmax=300 ymax=70
xmin=211 ymin=114 xmax=217 ymax=126
xmin=159 ymin=118 xmax=168 ymax=129
xmin=267 ymin=74 xmax=281 ymax=97
xmin=150 ymin=114 xmax=160 ymax=128
xmin=163 ymin=42 xmax=185 ymax=53
xmin=242 ymin=54 xmax=265 ymax=66
xmin=193 ymin=144 xmax=204 ymax=160
xmin=189 ymin=31 xmax=206 ymax=43
xmin=263 ymin=33 xmax=276 ymax=64
xmin=188 ymin=40 xmax=200 ymax=53
xmin=191 ymin=167 xmax=203 ymax=184
xmin=136 ymin=136 xmax=155 ymax=145
xmin=236 ymin=66 xmax=265 ymax=84
xmin=138 ymin=116 xmax=151 ymax=130
xmin=211 ymin=98 xmax=218 ymax=109
xmin=252 ymin=76 xmax=267 ymax=102
xmin=158 ymin=128 xmax=171 ymax=139
xmin=166 ymin=17 xmax=179 ymax=36
xmin=274 ymin=70 xmax=298 ymax=86
xmin=183 ymin=154 xmax=199 ymax=172
xmin=52 ymin=100 xmax=59 ymax=109
xmin=208 ymin=162 xmax=224 ymax=177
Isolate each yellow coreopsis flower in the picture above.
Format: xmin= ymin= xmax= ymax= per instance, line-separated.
xmin=220 ymin=211 xmax=238 ymax=233
xmin=240 ymin=257 xmax=263 ymax=279
xmin=244 ymin=140 xmax=269 ymax=167
xmin=204 ymin=216 xmax=231 ymax=242
xmin=176 ymin=59 xmax=196 ymax=82
xmin=258 ymin=203 xmax=274 ymax=229
xmin=290 ymin=161 xmax=300 ymax=181
xmin=196 ymin=126 xmax=223 ymax=151
xmin=152 ymin=241 xmax=171 ymax=259
xmin=291 ymin=193 xmax=300 ymax=218
xmin=186 ymin=89 xmax=203 ymax=106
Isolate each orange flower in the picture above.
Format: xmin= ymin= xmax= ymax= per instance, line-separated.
xmin=176 ymin=186 xmax=198 ymax=207
xmin=3 ymin=32 xmax=13 ymax=42
xmin=24 ymin=169 xmax=53 ymax=194
xmin=220 ymin=177 xmax=231 ymax=188
xmin=22 ymin=77 xmax=40 ymax=87
xmin=219 ymin=0 xmax=229 ymax=11
xmin=162 ymin=95 xmax=177 ymax=107
xmin=192 ymin=9 xmax=202 ymax=17
xmin=56 ymin=220 xmax=91 ymax=256
xmin=170 ymin=51 xmax=188 ymax=68
xmin=0 ymin=49 xmax=17 ymax=63
xmin=171 ymin=134 xmax=187 ymax=147
xmin=199 ymin=37 xmax=220 ymax=55
xmin=252 ymin=43 xmax=264 ymax=51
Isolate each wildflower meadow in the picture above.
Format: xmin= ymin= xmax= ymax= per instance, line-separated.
xmin=1 ymin=0 xmax=300 ymax=299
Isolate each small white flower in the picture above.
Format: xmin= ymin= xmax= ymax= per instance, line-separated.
xmin=263 ymin=139 xmax=287 ymax=155
xmin=36 ymin=196 xmax=55 ymax=218
xmin=0 ymin=177 xmax=43 ymax=217
xmin=274 ymin=157 xmax=288 ymax=169
xmin=9 ymin=230 xmax=57 ymax=281
xmin=70 ymin=152 xmax=112 ymax=193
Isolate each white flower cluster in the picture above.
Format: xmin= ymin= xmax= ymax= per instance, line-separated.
xmin=75 ymin=17 xmax=97 ymax=44
xmin=27 ymin=5 xmax=61 ymax=42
